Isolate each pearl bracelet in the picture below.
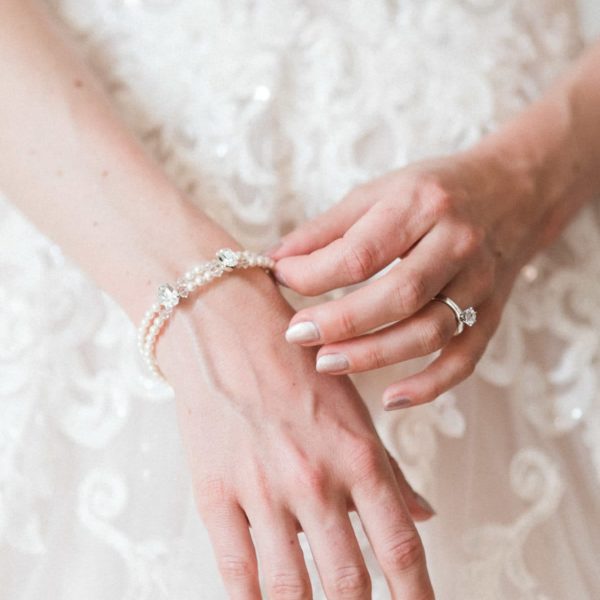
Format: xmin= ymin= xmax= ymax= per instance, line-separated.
xmin=137 ymin=248 xmax=275 ymax=379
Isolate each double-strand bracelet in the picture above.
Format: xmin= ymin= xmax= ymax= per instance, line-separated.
xmin=138 ymin=248 xmax=275 ymax=379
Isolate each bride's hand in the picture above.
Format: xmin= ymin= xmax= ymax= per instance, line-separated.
xmin=156 ymin=269 xmax=435 ymax=599
xmin=269 ymin=141 xmax=576 ymax=410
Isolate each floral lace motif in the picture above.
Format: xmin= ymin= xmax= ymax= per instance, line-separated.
xmin=2 ymin=0 xmax=599 ymax=597
xmin=458 ymin=449 xmax=564 ymax=600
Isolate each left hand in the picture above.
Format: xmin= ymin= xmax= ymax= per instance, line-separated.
xmin=268 ymin=146 xmax=565 ymax=410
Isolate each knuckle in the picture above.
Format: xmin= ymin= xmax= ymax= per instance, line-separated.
xmin=424 ymin=184 xmax=454 ymax=218
xmin=454 ymin=352 xmax=478 ymax=380
xmin=382 ymin=531 xmax=425 ymax=573
xmin=342 ymin=241 xmax=378 ymax=283
xmin=269 ymin=572 xmax=311 ymax=600
xmin=218 ymin=554 xmax=255 ymax=582
xmin=337 ymin=308 xmax=358 ymax=338
xmin=418 ymin=319 xmax=449 ymax=354
xmin=426 ymin=378 xmax=444 ymax=403
xmin=395 ymin=271 xmax=427 ymax=315
xmin=331 ymin=564 xmax=371 ymax=597
xmin=297 ymin=463 xmax=330 ymax=499
xmin=376 ymin=201 xmax=401 ymax=223
xmin=359 ymin=343 xmax=389 ymax=370
xmin=194 ymin=476 xmax=229 ymax=515
xmin=248 ymin=463 xmax=275 ymax=509
xmin=453 ymin=224 xmax=485 ymax=260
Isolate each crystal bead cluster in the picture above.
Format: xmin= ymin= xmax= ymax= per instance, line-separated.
xmin=138 ymin=248 xmax=275 ymax=379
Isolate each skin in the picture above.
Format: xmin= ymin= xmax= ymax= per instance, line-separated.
xmin=272 ymin=41 xmax=600 ymax=410
xmin=0 ymin=1 xmax=435 ymax=598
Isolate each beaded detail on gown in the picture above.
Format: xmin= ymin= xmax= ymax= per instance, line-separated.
xmin=1 ymin=0 xmax=599 ymax=598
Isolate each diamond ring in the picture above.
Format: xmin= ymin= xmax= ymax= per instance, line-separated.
xmin=433 ymin=294 xmax=477 ymax=336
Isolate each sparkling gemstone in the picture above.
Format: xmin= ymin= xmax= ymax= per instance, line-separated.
xmin=157 ymin=284 xmax=179 ymax=309
xmin=461 ymin=307 xmax=477 ymax=327
xmin=216 ymin=248 xmax=239 ymax=268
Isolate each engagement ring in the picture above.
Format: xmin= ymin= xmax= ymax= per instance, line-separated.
xmin=433 ymin=294 xmax=477 ymax=336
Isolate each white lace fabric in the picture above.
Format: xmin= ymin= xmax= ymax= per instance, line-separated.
xmin=1 ymin=0 xmax=599 ymax=598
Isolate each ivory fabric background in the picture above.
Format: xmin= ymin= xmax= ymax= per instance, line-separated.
xmin=1 ymin=1 xmax=600 ymax=598
xmin=579 ymin=0 xmax=600 ymax=40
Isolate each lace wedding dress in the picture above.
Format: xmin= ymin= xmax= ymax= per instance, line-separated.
xmin=2 ymin=0 xmax=599 ymax=598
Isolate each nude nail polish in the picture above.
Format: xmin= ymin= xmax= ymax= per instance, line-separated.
xmin=285 ymin=321 xmax=320 ymax=343
xmin=316 ymin=353 xmax=349 ymax=373
xmin=383 ymin=396 xmax=412 ymax=411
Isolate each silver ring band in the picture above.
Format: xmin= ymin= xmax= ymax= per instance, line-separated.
xmin=433 ymin=294 xmax=477 ymax=336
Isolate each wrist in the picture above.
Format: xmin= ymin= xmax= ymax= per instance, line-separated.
xmin=467 ymin=89 xmax=593 ymax=252
xmin=154 ymin=259 xmax=290 ymax=378
xmin=104 ymin=193 xmax=246 ymax=323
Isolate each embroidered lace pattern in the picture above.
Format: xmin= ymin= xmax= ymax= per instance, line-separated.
xmin=1 ymin=0 xmax=599 ymax=597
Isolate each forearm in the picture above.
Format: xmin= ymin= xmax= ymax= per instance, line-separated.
xmin=0 ymin=0 xmax=268 ymax=324
xmin=471 ymin=41 xmax=600 ymax=249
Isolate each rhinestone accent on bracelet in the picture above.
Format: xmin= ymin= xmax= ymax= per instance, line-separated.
xmin=138 ymin=248 xmax=275 ymax=379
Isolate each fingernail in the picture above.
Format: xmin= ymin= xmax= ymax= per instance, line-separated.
xmin=285 ymin=321 xmax=320 ymax=344
xmin=316 ymin=353 xmax=349 ymax=373
xmin=414 ymin=493 xmax=436 ymax=515
xmin=263 ymin=241 xmax=283 ymax=257
xmin=383 ymin=396 xmax=412 ymax=411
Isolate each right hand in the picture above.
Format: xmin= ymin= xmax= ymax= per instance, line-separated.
xmin=156 ymin=267 xmax=435 ymax=599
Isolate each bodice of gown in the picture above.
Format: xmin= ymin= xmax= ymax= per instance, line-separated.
xmin=45 ymin=0 xmax=582 ymax=244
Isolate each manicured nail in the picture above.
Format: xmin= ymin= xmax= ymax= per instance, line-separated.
xmin=383 ymin=396 xmax=412 ymax=411
xmin=414 ymin=493 xmax=436 ymax=515
xmin=263 ymin=241 xmax=283 ymax=256
xmin=316 ymin=353 xmax=349 ymax=373
xmin=285 ymin=321 xmax=320 ymax=344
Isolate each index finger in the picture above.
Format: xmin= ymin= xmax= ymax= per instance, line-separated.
xmin=274 ymin=199 xmax=432 ymax=296
xmin=199 ymin=498 xmax=262 ymax=599
xmin=351 ymin=472 xmax=434 ymax=599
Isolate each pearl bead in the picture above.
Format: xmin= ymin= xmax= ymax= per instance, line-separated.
xmin=138 ymin=250 xmax=272 ymax=379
